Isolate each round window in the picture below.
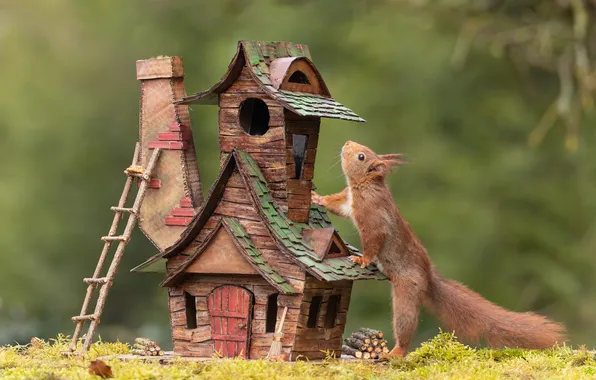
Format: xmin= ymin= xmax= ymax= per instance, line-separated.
xmin=239 ymin=98 xmax=270 ymax=136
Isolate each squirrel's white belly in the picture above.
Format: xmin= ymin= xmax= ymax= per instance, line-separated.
xmin=340 ymin=187 xmax=353 ymax=217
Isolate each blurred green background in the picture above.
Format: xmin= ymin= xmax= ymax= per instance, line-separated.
xmin=1 ymin=0 xmax=595 ymax=350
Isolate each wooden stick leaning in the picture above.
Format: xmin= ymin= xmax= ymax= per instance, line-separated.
xmin=267 ymin=306 xmax=288 ymax=359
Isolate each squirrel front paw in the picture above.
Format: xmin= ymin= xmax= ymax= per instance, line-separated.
xmin=350 ymin=255 xmax=372 ymax=268
xmin=311 ymin=191 xmax=325 ymax=206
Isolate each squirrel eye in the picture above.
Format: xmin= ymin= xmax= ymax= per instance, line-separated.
xmin=358 ymin=153 xmax=365 ymax=161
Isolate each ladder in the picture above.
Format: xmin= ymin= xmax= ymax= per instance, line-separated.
xmin=67 ymin=143 xmax=161 ymax=356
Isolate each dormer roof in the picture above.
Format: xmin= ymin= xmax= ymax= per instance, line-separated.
xmin=177 ymin=41 xmax=365 ymax=123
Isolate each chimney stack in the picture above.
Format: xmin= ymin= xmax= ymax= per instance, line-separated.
xmin=136 ymin=56 xmax=203 ymax=250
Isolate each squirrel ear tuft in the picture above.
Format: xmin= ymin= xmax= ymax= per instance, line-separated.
xmin=367 ymin=159 xmax=387 ymax=174
xmin=379 ymin=153 xmax=406 ymax=168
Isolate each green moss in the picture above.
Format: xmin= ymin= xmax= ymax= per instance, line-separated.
xmin=0 ymin=333 xmax=594 ymax=379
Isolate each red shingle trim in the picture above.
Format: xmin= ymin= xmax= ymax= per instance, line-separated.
xmin=171 ymin=207 xmax=195 ymax=217
xmin=180 ymin=197 xmax=193 ymax=208
xmin=148 ymin=179 xmax=162 ymax=189
xmin=148 ymin=141 xmax=188 ymax=150
xmin=158 ymin=131 xmax=192 ymax=141
xmin=170 ymin=123 xmax=190 ymax=132
xmin=165 ymin=217 xmax=193 ymax=226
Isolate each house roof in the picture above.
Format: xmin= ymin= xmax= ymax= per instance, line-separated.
xmin=161 ymin=218 xmax=297 ymax=294
xmin=176 ymin=41 xmax=365 ymax=123
xmin=131 ymin=150 xmax=386 ymax=282
xmin=301 ymin=227 xmax=350 ymax=260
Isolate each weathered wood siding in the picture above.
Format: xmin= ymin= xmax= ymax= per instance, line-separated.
xmin=285 ymin=111 xmax=319 ymax=223
xmin=168 ymin=275 xmax=302 ymax=359
xmin=218 ymin=66 xmax=287 ymax=206
xmin=292 ymin=276 xmax=353 ymax=360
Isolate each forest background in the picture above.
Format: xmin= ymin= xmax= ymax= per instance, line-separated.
xmin=1 ymin=0 xmax=595 ymax=350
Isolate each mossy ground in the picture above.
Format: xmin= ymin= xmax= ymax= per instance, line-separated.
xmin=0 ymin=333 xmax=594 ymax=379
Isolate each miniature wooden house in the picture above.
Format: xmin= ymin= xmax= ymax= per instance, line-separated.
xmin=132 ymin=41 xmax=386 ymax=360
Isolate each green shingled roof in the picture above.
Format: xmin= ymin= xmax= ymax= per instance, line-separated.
xmin=178 ymin=41 xmax=365 ymax=123
xmin=241 ymin=40 xmax=312 ymax=75
xmin=223 ymin=218 xmax=297 ymax=294
xmin=273 ymin=90 xmax=365 ymax=122
xmin=236 ymin=150 xmax=385 ymax=281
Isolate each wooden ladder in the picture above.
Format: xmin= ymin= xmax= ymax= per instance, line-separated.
xmin=67 ymin=143 xmax=161 ymax=356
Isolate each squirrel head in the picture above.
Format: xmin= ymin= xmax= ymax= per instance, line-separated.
xmin=341 ymin=141 xmax=405 ymax=185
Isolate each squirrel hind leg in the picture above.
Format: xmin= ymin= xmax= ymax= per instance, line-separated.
xmin=388 ymin=346 xmax=407 ymax=357
xmin=379 ymin=346 xmax=407 ymax=361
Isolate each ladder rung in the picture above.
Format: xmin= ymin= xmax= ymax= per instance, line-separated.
xmin=110 ymin=206 xmax=135 ymax=214
xmin=72 ymin=314 xmax=98 ymax=322
xmin=101 ymin=235 xmax=128 ymax=242
xmin=83 ymin=277 xmax=109 ymax=285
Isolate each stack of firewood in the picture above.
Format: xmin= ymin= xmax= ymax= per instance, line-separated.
xmin=342 ymin=328 xmax=389 ymax=360
xmin=131 ymin=338 xmax=164 ymax=357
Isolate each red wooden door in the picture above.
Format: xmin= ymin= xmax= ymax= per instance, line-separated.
xmin=208 ymin=285 xmax=252 ymax=358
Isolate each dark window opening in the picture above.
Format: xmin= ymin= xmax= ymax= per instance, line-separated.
xmin=329 ymin=239 xmax=342 ymax=255
xmin=292 ymin=134 xmax=308 ymax=178
xmin=325 ymin=295 xmax=341 ymax=328
xmin=307 ymin=295 xmax=322 ymax=328
xmin=184 ymin=291 xmax=197 ymax=329
xmin=289 ymin=71 xmax=310 ymax=84
xmin=266 ymin=294 xmax=279 ymax=333
xmin=239 ymin=98 xmax=270 ymax=136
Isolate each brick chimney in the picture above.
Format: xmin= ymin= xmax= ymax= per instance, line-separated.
xmin=136 ymin=56 xmax=203 ymax=250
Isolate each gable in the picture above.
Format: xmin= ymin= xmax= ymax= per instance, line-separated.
xmin=301 ymin=227 xmax=350 ymax=260
xmin=162 ymin=219 xmax=297 ymax=294
xmin=270 ymin=57 xmax=328 ymax=96
xmin=184 ymin=228 xmax=258 ymax=275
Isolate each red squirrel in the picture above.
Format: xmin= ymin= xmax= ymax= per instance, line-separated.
xmin=312 ymin=141 xmax=567 ymax=357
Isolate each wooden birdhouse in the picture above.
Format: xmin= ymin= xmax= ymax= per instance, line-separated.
xmin=131 ymin=41 xmax=386 ymax=361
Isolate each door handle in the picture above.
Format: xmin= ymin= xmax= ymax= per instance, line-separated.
xmin=239 ymin=322 xmax=247 ymax=330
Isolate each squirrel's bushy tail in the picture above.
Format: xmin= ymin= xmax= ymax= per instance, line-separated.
xmin=426 ymin=273 xmax=567 ymax=349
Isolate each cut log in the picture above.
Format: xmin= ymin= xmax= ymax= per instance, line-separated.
xmin=342 ymin=345 xmax=362 ymax=359
xmin=362 ymin=352 xmax=371 ymax=360
xmin=374 ymin=346 xmax=382 ymax=353
xmin=380 ymin=340 xmax=387 ymax=347
xmin=382 ymin=347 xmax=389 ymax=354
xmin=134 ymin=337 xmax=155 ymax=346
xmin=371 ymin=339 xmax=379 ymax=346
xmin=370 ymin=352 xmax=378 ymax=360
xmin=344 ymin=337 xmax=367 ymax=350
xmin=349 ymin=332 xmax=371 ymax=344
xmin=366 ymin=345 xmax=373 ymax=353
xmin=131 ymin=349 xmax=149 ymax=356
xmin=358 ymin=328 xmax=383 ymax=339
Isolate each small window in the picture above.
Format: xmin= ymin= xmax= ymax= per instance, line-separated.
xmin=239 ymin=98 xmax=270 ymax=136
xmin=266 ymin=294 xmax=279 ymax=333
xmin=325 ymin=295 xmax=341 ymax=328
xmin=292 ymin=134 xmax=308 ymax=178
xmin=289 ymin=71 xmax=310 ymax=84
xmin=329 ymin=240 xmax=342 ymax=255
xmin=185 ymin=291 xmax=197 ymax=329
xmin=307 ymin=295 xmax=322 ymax=328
